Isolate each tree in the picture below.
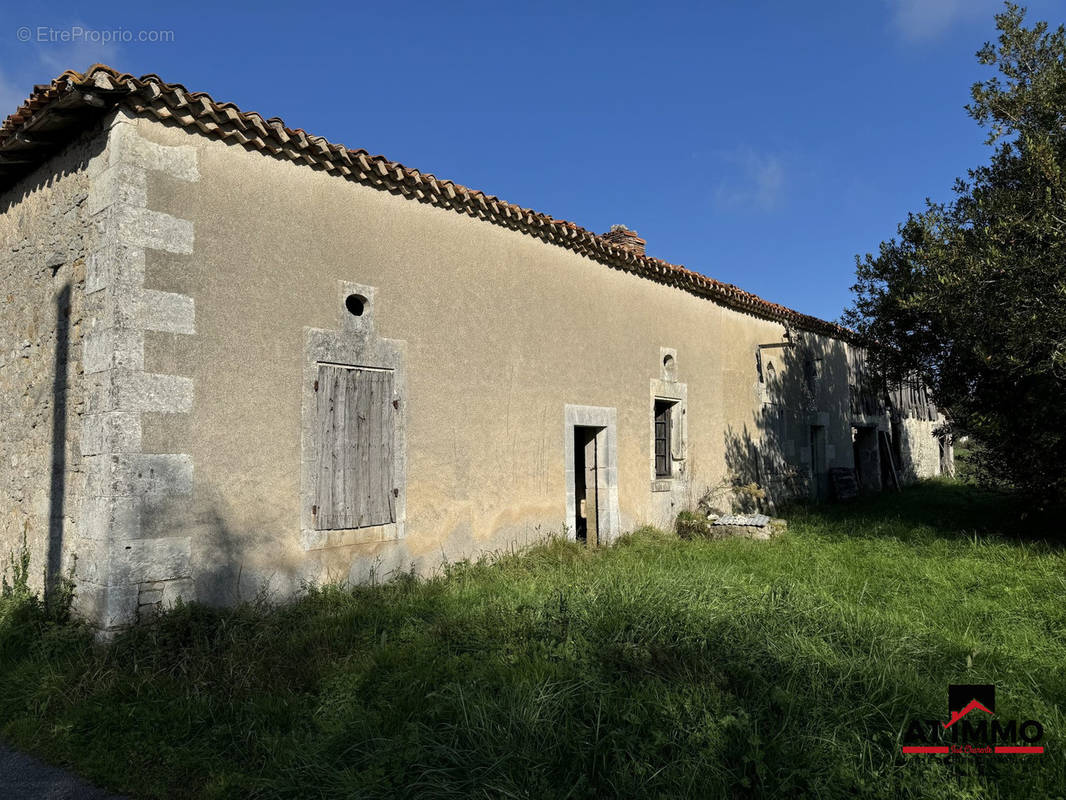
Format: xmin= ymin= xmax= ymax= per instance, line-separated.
xmin=845 ymin=3 xmax=1066 ymax=502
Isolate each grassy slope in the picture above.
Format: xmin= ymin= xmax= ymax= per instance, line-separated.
xmin=1 ymin=482 xmax=1064 ymax=799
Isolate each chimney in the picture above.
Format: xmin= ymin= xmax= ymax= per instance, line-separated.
xmin=602 ymin=224 xmax=646 ymax=257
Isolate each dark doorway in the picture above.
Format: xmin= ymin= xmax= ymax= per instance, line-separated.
xmin=878 ymin=430 xmax=900 ymax=490
xmin=810 ymin=425 xmax=827 ymax=501
xmin=890 ymin=419 xmax=904 ymax=477
xmin=573 ymin=425 xmax=600 ymax=546
xmin=852 ymin=426 xmax=881 ymax=492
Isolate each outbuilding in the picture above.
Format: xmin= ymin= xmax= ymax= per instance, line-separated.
xmin=0 ymin=66 xmax=951 ymax=633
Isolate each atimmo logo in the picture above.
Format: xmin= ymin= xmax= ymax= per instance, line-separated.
xmin=902 ymin=684 xmax=1045 ymax=755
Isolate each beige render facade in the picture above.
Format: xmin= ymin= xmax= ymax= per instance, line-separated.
xmin=0 ymin=68 xmax=951 ymax=633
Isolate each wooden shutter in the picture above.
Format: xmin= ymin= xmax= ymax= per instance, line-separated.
xmin=654 ymin=401 xmax=671 ymax=478
xmin=314 ymin=365 xmax=395 ymax=530
xmin=670 ymin=405 xmax=685 ymax=460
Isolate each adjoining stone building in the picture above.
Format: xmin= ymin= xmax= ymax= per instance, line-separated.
xmin=0 ymin=66 xmax=952 ymax=633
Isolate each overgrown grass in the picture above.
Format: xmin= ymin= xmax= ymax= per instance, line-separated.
xmin=2 ymin=482 xmax=1064 ymax=799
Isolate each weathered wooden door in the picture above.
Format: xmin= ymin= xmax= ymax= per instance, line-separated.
xmin=315 ymin=365 xmax=395 ymax=530
xmin=584 ymin=432 xmax=599 ymax=547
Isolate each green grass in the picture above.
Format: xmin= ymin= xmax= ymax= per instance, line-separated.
xmin=2 ymin=481 xmax=1065 ymax=799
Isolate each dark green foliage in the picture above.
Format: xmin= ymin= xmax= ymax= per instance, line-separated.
xmin=0 ymin=534 xmax=77 ymax=648
xmin=1 ymin=533 xmax=32 ymax=601
xmin=845 ymin=4 xmax=1066 ymax=503
xmin=2 ymin=483 xmax=1064 ymax=799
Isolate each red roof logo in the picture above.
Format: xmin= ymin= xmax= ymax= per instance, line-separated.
xmin=943 ymin=699 xmax=993 ymax=729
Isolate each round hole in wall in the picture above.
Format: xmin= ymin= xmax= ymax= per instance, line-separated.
xmin=345 ymin=294 xmax=367 ymax=316
xmin=663 ymin=353 xmax=677 ymax=379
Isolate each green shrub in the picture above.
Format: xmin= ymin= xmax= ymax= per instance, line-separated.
xmin=674 ymin=509 xmax=712 ymax=539
xmin=1 ymin=534 xmax=80 ymax=654
xmin=1 ymin=532 xmax=33 ymax=601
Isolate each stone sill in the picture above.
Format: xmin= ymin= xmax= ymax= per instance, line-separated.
xmin=651 ymin=479 xmax=673 ymax=493
xmin=301 ymin=523 xmax=403 ymax=551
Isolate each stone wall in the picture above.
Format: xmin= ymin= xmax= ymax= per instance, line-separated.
xmin=0 ymin=112 xmax=200 ymax=634
xmin=898 ymin=416 xmax=949 ymax=483
xmin=0 ymin=128 xmax=103 ymax=595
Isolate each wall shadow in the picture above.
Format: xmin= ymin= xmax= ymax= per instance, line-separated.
xmin=0 ymin=124 xmax=108 ymax=213
xmin=45 ymin=282 xmax=71 ymax=598
xmin=723 ymin=330 xmax=853 ymax=511
xmin=135 ymin=489 xmax=305 ymax=617
xmin=804 ymin=481 xmax=1063 ymax=548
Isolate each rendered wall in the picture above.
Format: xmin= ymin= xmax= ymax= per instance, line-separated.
xmin=123 ymin=112 xmax=866 ymax=616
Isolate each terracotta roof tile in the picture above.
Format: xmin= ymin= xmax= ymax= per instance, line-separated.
xmin=0 ymin=64 xmax=851 ymax=339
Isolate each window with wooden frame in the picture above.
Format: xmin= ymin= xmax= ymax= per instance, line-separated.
xmin=654 ymin=398 xmax=676 ymax=479
xmin=313 ymin=364 xmax=396 ymax=530
xmin=804 ymin=356 xmax=823 ymax=394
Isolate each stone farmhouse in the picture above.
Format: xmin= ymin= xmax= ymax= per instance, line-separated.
xmin=0 ymin=67 xmax=951 ymax=634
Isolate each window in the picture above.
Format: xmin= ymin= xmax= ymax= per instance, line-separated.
xmin=654 ymin=398 xmax=676 ymax=478
xmin=804 ymin=356 xmax=823 ymax=393
xmin=766 ymin=402 xmax=788 ymax=444
xmin=313 ymin=364 xmax=396 ymax=530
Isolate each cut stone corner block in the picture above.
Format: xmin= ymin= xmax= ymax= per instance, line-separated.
xmin=74 ymin=115 xmax=201 ymax=637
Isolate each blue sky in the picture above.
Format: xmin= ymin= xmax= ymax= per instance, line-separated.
xmin=2 ymin=1 xmax=1060 ymax=322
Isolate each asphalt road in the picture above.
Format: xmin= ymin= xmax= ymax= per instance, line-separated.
xmin=0 ymin=744 xmax=128 ymax=799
